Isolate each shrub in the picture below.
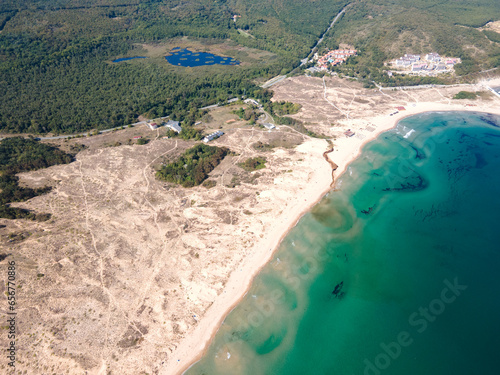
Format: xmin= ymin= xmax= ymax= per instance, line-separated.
xmin=238 ymin=157 xmax=267 ymax=171
xmin=453 ymin=91 xmax=477 ymax=100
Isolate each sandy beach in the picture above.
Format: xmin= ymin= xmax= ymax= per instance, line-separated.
xmin=167 ymin=77 xmax=500 ymax=375
xmin=3 ymin=75 xmax=500 ymax=375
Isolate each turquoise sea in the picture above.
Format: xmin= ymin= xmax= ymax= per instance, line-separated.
xmin=186 ymin=112 xmax=500 ymax=375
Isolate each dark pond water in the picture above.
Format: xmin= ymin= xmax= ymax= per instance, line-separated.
xmin=165 ymin=48 xmax=239 ymax=67
xmin=112 ymin=56 xmax=147 ymax=63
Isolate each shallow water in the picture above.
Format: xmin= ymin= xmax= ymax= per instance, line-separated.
xmin=165 ymin=48 xmax=239 ymax=67
xmin=187 ymin=112 xmax=500 ymax=375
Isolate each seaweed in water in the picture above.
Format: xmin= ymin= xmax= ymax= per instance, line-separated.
xmin=480 ymin=115 xmax=499 ymax=128
xmin=383 ymin=175 xmax=426 ymax=192
xmin=484 ymin=132 xmax=500 ymax=138
xmin=332 ymin=281 xmax=345 ymax=299
xmin=409 ymin=144 xmax=426 ymax=160
xmin=361 ymin=205 xmax=376 ymax=215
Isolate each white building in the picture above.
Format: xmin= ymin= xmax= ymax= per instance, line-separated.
xmin=165 ymin=120 xmax=181 ymax=133
xmin=263 ymin=123 xmax=275 ymax=130
xmin=425 ymin=53 xmax=441 ymax=62
xmin=202 ymin=130 xmax=224 ymax=143
xmin=244 ymin=98 xmax=259 ymax=106
xmin=411 ymin=63 xmax=427 ymax=72
xmin=147 ymin=122 xmax=158 ymax=130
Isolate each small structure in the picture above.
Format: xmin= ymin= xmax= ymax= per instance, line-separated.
xmin=244 ymin=98 xmax=259 ymax=106
xmin=133 ymin=136 xmax=142 ymax=139
xmin=202 ymin=130 xmax=224 ymax=143
xmin=344 ymin=129 xmax=355 ymax=137
xmin=227 ymin=98 xmax=239 ymax=104
xmin=148 ymin=122 xmax=158 ymax=130
xmin=396 ymin=106 xmax=406 ymax=111
xmin=263 ymin=123 xmax=275 ymax=130
xmin=165 ymin=120 xmax=181 ymax=133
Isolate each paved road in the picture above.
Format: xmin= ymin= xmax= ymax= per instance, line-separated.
xmin=261 ymin=75 xmax=287 ymax=89
xmin=27 ymin=118 xmax=170 ymax=141
xmin=260 ymin=4 xmax=350 ymax=89
xmin=300 ymin=5 xmax=349 ymax=66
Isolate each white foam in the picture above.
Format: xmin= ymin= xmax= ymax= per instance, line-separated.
xmin=404 ymin=129 xmax=416 ymax=139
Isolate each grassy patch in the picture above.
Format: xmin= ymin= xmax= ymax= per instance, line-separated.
xmin=202 ymin=179 xmax=217 ymax=189
xmin=453 ymin=91 xmax=478 ymax=99
xmin=239 ymin=157 xmax=267 ymax=171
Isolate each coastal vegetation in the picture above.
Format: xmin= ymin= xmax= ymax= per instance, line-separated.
xmin=136 ymin=138 xmax=150 ymax=145
xmin=0 ymin=137 xmax=74 ymax=220
xmin=156 ymin=144 xmax=229 ymax=187
xmin=238 ymin=157 xmax=267 ymax=172
xmin=453 ymin=91 xmax=478 ymax=100
xmin=270 ymin=101 xmax=302 ymax=116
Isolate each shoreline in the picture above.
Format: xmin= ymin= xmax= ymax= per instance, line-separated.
xmin=163 ymin=95 xmax=500 ymax=374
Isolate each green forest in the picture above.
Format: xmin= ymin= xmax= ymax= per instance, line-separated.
xmin=0 ymin=0 xmax=347 ymax=135
xmin=0 ymin=137 xmax=74 ymax=220
xmin=156 ymin=143 xmax=230 ymax=187
xmin=1 ymin=0 xmax=499 ymax=134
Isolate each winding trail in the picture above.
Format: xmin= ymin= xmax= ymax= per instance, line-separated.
xmin=137 ymin=140 xmax=180 ymax=307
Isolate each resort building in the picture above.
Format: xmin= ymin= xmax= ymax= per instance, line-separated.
xmin=425 ymin=52 xmax=441 ymax=62
xmin=411 ymin=63 xmax=427 ymax=72
xmin=165 ymin=120 xmax=181 ymax=133
xmin=148 ymin=122 xmax=158 ymax=130
xmin=395 ymin=54 xmax=420 ymax=66
xmin=316 ymin=48 xmax=357 ymax=70
xmin=395 ymin=59 xmax=412 ymax=66
xmin=202 ymin=130 xmax=224 ymax=143
xmin=392 ymin=52 xmax=459 ymax=75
